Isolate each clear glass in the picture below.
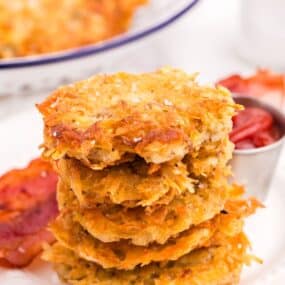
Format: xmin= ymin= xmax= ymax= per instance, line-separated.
xmin=238 ymin=0 xmax=285 ymax=70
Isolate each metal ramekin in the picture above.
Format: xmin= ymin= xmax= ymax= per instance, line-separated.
xmin=231 ymin=96 xmax=285 ymax=201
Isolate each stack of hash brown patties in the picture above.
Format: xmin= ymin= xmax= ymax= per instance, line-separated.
xmin=39 ymin=68 xmax=260 ymax=285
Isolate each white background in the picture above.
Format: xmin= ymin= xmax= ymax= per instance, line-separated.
xmin=111 ymin=0 xmax=254 ymax=82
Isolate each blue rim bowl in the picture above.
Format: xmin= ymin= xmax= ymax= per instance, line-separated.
xmin=0 ymin=0 xmax=200 ymax=69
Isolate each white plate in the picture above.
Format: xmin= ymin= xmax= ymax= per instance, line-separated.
xmin=0 ymin=107 xmax=285 ymax=284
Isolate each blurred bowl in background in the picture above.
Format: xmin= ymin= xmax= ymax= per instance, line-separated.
xmin=231 ymin=96 xmax=285 ymax=201
xmin=0 ymin=0 xmax=199 ymax=96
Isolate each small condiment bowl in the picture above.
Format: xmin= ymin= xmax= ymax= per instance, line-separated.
xmin=231 ymin=96 xmax=285 ymax=201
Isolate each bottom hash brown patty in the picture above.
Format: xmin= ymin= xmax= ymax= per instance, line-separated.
xmin=43 ymin=233 xmax=249 ymax=285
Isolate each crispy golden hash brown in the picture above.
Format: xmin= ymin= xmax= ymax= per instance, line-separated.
xmin=50 ymin=197 xmax=260 ymax=270
xmin=0 ymin=158 xmax=58 ymax=267
xmin=0 ymin=0 xmax=146 ymax=58
xmin=38 ymin=68 xmax=239 ymax=169
xmin=56 ymin=157 xmax=195 ymax=208
xmin=51 ymin=212 xmax=213 ymax=270
xmin=43 ymin=233 xmax=249 ymax=285
xmin=57 ymin=178 xmax=229 ymax=246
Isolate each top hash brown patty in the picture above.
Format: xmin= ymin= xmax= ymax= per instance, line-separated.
xmin=38 ymin=68 xmax=239 ymax=170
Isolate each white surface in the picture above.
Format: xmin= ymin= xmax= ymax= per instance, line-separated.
xmin=0 ymin=105 xmax=285 ymax=285
xmin=107 ymin=0 xmax=254 ymax=81
xmin=1 ymin=0 xmax=285 ymax=284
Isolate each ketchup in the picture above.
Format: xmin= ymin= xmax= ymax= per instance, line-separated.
xmin=230 ymin=107 xmax=281 ymax=149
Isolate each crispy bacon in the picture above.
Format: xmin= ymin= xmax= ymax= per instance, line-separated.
xmin=217 ymin=69 xmax=285 ymax=112
xmin=0 ymin=158 xmax=58 ymax=267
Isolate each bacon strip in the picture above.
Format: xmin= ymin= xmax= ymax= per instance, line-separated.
xmin=217 ymin=69 xmax=285 ymax=112
xmin=0 ymin=159 xmax=58 ymax=267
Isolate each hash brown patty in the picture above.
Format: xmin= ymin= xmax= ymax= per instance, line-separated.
xmin=0 ymin=0 xmax=146 ymax=58
xmin=56 ymin=157 xmax=195 ymax=208
xmin=43 ymin=233 xmax=249 ymax=285
xmin=57 ymin=177 xmax=229 ymax=246
xmin=38 ymin=68 xmax=239 ymax=169
xmin=50 ymin=197 xmax=260 ymax=270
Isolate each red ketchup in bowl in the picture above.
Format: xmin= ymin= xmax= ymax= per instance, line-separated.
xmin=230 ymin=107 xmax=281 ymax=149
